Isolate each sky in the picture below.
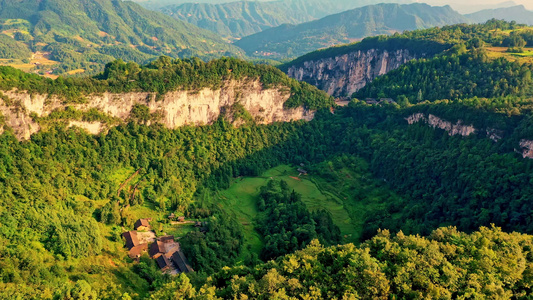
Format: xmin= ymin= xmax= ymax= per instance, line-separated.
xmin=416 ymin=0 xmax=532 ymax=12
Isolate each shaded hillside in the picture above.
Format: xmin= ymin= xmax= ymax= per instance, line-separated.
xmin=160 ymin=1 xmax=315 ymax=39
xmin=235 ymin=3 xmax=467 ymax=59
xmin=466 ymin=5 xmax=533 ymax=25
xmin=0 ymin=0 xmax=244 ymax=75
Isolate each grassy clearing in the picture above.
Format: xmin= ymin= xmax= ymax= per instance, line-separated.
xmin=163 ymin=223 xmax=195 ymax=238
xmin=215 ymin=177 xmax=266 ymax=258
xmin=486 ymin=47 xmax=533 ymax=64
xmin=310 ymin=156 xmax=405 ymax=242
xmin=109 ymin=167 xmax=136 ymax=187
xmin=263 ymin=165 xmax=357 ymax=243
xmin=215 ymin=164 xmax=359 ymax=249
xmin=67 ymin=68 xmax=85 ymax=75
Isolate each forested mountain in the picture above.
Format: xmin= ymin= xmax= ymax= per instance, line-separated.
xmin=2 ymin=3 xmax=533 ymax=299
xmin=3 ymin=57 xmax=533 ymax=297
xmin=142 ymin=0 xmax=410 ymax=15
xmin=235 ymin=3 xmax=468 ymax=59
xmin=0 ymin=0 xmax=244 ymax=75
xmin=466 ymin=5 xmax=533 ymax=25
xmin=158 ymin=0 xmax=416 ymax=40
xmin=281 ymin=21 xmax=533 ymax=97
xmin=160 ymin=1 xmax=315 ymax=40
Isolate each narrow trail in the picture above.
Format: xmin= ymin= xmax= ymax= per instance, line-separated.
xmin=117 ymin=168 xmax=142 ymax=196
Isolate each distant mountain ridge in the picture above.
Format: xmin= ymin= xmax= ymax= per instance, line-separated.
xmin=159 ymin=0 xmax=413 ymax=40
xmin=0 ymin=0 xmax=244 ymax=75
xmin=161 ymin=1 xmax=316 ymax=39
xmin=466 ymin=5 xmax=533 ymax=25
xmin=234 ymin=3 xmax=468 ymax=59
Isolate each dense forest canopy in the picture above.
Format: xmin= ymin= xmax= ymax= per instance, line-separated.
xmin=152 ymin=226 xmax=533 ymax=299
xmin=2 ymin=18 xmax=533 ymax=300
xmin=355 ymin=51 xmax=533 ymax=102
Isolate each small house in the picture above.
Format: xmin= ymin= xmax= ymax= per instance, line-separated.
xmin=379 ymin=98 xmax=396 ymax=105
xmin=156 ymin=255 xmax=172 ymax=271
xmin=194 ymin=221 xmax=202 ymax=227
xmin=128 ymin=244 xmax=148 ymax=260
xmin=297 ymin=168 xmax=308 ymax=175
xmin=134 ymin=219 xmax=151 ymax=231
xmin=177 ymin=216 xmax=185 ymax=222
xmin=168 ymin=213 xmax=175 ymax=220
xmin=159 ymin=235 xmax=175 ymax=244
xmin=365 ymin=98 xmax=378 ymax=105
xmin=122 ymin=231 xmax=140 ymax=250
xmin=149 ymin=241 xmax=166 ymax=258
xmin=171 ymin=251 xmax=194 ymax=274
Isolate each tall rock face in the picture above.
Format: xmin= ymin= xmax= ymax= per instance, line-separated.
xmin=0 ymin=80 xmax=314 ymax=140
xmin=286 ymin=49 xmax=421 ymax=97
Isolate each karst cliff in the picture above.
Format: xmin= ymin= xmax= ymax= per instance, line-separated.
xmin=286 ymin=49 xmax=423 ymax=97
xmin=0 ymin=80 xmax=314 ymax=140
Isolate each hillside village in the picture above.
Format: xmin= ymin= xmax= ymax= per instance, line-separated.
xmin=122 ymin=218 xmax=194 ymax=274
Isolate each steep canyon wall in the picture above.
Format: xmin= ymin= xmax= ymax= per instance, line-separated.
xmin=286 ymin=49 xmax=422 ymax=97
xmin=0 ymin=80 xmax=313 ymax=140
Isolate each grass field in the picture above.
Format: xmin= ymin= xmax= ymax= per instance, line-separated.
xmin=486 ymin=47 xmax=533 ymax=64
xmin=215 ymin=164 xmax=360 ymax=253
xmin=214 ymin=158 xmax=406 ymax=251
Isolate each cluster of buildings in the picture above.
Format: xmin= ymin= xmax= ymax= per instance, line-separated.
xmin=122 ymin=218 xmax=193 ymax=274
xmin=365 ymin=98 xmax=397 ymax=105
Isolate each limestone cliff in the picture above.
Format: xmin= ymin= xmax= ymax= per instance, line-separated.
xmin=519 ymin=140 xmax=533 ymax=159
xmin=286 ymin=49 xmax=422 ymax=97
xmin=0 ymin=80 xmax=314 ymax=140
xmin=406 ymin=113 xmax=477 ymax=137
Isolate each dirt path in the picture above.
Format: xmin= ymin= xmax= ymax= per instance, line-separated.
xmin=118 ymin=168 xmax=142 ymax=196
xmin=170 ymin=221 xmax=195 ymax=225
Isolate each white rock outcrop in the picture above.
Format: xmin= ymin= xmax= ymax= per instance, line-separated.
xmin=0 ymin=80 xmax=314 ymax=140
xmin=406 ymin=113 xmax=476 ymax=137
xmin=286 ymin=49 xmax=422 ymax=97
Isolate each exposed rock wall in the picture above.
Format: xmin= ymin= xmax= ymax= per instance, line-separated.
xmin=406 ymin=113 xmax=476 ymax=137
xmin=0 ymin=80 xmax=314 ymax=140
xmin=286 ymin=49 xmax=422 ymax=97
xmin=520 ymin=140 xmax=533 ymax=159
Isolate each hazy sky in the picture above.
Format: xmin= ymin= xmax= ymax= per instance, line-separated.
xmin=132 ymin=0 xmax=533 ymax=13
xmin=420 ymin=0 xmax=532 ymax=12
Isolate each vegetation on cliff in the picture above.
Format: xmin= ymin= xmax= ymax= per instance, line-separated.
xmin=0 ymin=56 xmax=333 ymax=109
xmin=355 ymin=51 xmax=533 ymax=102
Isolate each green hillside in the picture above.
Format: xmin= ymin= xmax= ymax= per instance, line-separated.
xmin=353 ymin=22 xmax=533 ymax=101
xmin=235 ymin=3 xmax=468 ymax=59
xmin=0 ymin=0 xmax=244 ymax=75
xmin=2 ymin=8 xmax=533 ymax=300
